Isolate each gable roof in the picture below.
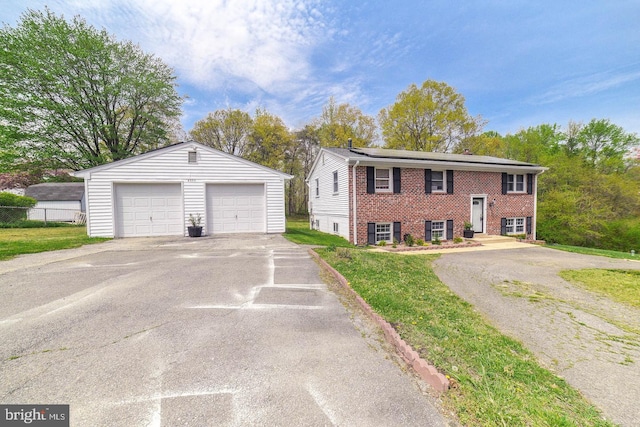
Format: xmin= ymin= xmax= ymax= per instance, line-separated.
xmin=25 ymin=182 xmax=84 ymax=201
xmin=73 ymin=141 xmax=293 ymax=179
xmin=320 ymin=147 xmax=546 ymax=173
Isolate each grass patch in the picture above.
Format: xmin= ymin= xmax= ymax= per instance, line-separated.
xmin=0 ymin=220 xmax=77 ymax=228
xmin=317 ymin=248 xmax=613 ymax=426
xmin=0 ymin=226 xmax=109 ymax=261
xmin=284 ymin=217 xmax=352 ymax=247
xmin=546 ymin=244 xmax=639 ymax=260
xmin=560 ymin=269 xmax=640 ymax=309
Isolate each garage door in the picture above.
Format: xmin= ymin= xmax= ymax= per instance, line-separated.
xmin=115 ymin=184 xmax=183 ymax=237
xmin=207 ymin=184 xmax=265 ymax=233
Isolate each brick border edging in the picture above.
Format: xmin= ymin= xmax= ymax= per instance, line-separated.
xmin=309 ymin=249 xmax=450 ymax=393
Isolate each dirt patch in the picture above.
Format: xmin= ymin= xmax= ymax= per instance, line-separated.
xmin=433 ymin=246 xmax=640 ymax=427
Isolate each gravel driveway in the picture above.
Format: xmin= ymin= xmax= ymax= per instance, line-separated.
xmin=433 ymin=246 xmax=640 ymax=427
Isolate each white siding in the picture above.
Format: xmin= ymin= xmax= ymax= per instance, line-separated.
xmin=28 ymin=201 xmax=82 ymax=222
xmin=79 ymin=143 xmax=288 ymax=237
xmin=307 ymin=150 xmax=350 ymax=241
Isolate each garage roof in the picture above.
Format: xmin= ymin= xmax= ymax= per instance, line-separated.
xmin=25 ymin=182 xmax=84 ymax=201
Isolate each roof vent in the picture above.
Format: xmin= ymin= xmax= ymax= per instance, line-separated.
xmin=347 ymin=138 xmax=352 ymax=149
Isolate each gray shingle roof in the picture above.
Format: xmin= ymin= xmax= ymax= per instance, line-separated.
xmin=25 ymin=183 xmax=84 ymax=201
xmin=325 ymin=147 xmax=543 ymax=168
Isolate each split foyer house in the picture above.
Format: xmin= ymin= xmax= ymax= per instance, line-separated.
xmin=307 ymin=146 xmax=546 ymax=245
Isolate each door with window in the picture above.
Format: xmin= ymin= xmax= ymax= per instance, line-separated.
xmin=471 ymin=197 xmax=484 ymax=233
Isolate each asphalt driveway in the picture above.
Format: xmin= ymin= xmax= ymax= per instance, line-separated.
xmin=433 ymin=246 xmax=640 ymax=427
xmin=0 ymin=234 xmax=449 ymax=426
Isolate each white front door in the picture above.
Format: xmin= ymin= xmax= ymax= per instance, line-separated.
xmin=472 ymin=198 xmax=484 ymax=233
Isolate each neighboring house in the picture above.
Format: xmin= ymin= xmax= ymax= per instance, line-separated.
xmin=25 ymin=182 xmax=85 ymax=222
xmin=73 ymin=142 xmax=292 ymax=238
xmin=307 ymin=146 xmax=546 ymax=245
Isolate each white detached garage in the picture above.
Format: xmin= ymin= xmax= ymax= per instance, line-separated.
xmin=73 ymin=142 xmax=292 ymax=238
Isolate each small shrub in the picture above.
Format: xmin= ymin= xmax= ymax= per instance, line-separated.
xmin=453 ymin=236 xmax=463 ymax=244
xmin=432 ymin=236 xmax=442 ymax=245
xmin=404 ymin=234 xmax=415 ymax=247
xmin=336 ymin=247 xmax=352 ymax=259
xmin=392 ymin=238 xmax=398 ymax=248
xmin=377 ymin=240 xmax=387 ymax=247
xmin=416 ymin=238 xmax=425 ymax=246
xmin=327 ymin=244 xmax=337 ymax=252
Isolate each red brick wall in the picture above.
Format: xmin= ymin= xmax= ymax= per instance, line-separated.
xmin=349 ymin=166 xmax=536 ymax=244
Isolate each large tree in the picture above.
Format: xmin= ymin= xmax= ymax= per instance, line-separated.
xmin=379 ymin=79 xmax=484 ymax=152
xmin=0 ymin=8 xmax=183 ymax=170
xmin=189 ymin=108 xmax=253 ymax=157
xmin=316 ymin=97 xmax=377 ymax=148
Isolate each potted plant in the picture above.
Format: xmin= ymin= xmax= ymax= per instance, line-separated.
xmin=188 ymin=213 xmax=203 ymax=237
xmin=463 ymin=221 xmax=475 ymax=238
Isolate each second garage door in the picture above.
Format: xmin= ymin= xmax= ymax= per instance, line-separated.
xmin=115 ymin=184 xmax=183 ymax=237
xmin=207 ymin=184 xmax=265 ymax=234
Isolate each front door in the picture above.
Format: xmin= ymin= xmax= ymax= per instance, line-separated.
xmin=472 ymin=198 xmax=484 ymax=232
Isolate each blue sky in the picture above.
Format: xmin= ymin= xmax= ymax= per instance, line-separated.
xmin=3 ymin=1 xmax=640 ymax=140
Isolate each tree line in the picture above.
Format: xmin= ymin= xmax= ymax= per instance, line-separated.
xmin=1 ymin=8 xmax=639 ymax=251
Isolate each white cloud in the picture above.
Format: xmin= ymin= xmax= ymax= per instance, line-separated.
xmin=530 ymin=66 xmax=640 ymax=105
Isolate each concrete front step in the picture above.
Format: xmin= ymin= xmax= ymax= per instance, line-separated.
xmin=469 ymin=234 xmax=519 ymax=244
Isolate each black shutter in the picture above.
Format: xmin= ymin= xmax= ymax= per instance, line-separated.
xmin=527 ymin=173 xmax=534 ymax=195
xmin=501 ymin=218 xmax=507 ymax=235
xmin=393 ymin=222 xmax=401 ymax=242
xmin=367 ymin=223 xmax=376 ymax=244
xmin=367 ymin=167 xmax=375 ymax=194
xmin=425 ymin=169 xmax=432 ymax=194
xmin=446 ymin=170 xmax=454 ymax=194
xmin=502 ymin=173 xmax=508 ymax=194
xmin=425 ymin=220 xmax=432 ymax=241
xmin=393 ymin=168 xmax=401 ymax=194
xmin=446 ymin=220 xmax=454 ymax=240
xmin=526 ymin=216 xmax=532 ymax=234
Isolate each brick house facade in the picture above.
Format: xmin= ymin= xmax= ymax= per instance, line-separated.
xmin=308 ymin=147 xmax=546 ymax=245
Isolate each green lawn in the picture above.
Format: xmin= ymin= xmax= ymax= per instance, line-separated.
xmin=546 ymin=243 xmax=639 ymax=260
xmin=0 ymin=226 xmax=109 ymax=261
xmin=560 ymin=269 xmax=640 ymax=309
xmin=318 ymin=247 xmax=612 ymax=426
xmin=284 ymin=217 xmax=352 ymax=247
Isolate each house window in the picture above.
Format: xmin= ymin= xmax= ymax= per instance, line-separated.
xmin=431 ymin=171 xmax=444 ymax=192
xmin=188 ymin=151 xmax=197 ymax=163
xmin=315 ymin=219 xmax=320 ymax=229
xmin=375 ymin=168 xmax=391 ymax=192
xmin=507 ymin=174 xmax=525 ymax=193
xmin=315 ymin=178 xmax=319 ymax=197
xmin=376 ymin=223 xmax=392 ymax=242
xmin=505 ymin=217 xmax=525 ymax=234
xmin=333 ymin=222 xmax=339 ymax=233
xmin=333 ymin=171 xmax=339 ymax=193
xmin=432 ymin=220 xmax=445 ymax=240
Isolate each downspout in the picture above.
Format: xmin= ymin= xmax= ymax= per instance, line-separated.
xmin=352 ymin=160 xmax=360 ymax=245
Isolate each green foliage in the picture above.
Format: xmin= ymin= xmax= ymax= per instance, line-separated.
xmin=416 ymin=238 xmax=425 ymax=246
xmin=560 ymin=269 xmax=640 ymax=308
xmin=189 ymin=108 xmax=253 ymax=157
xmin=404 ymin=233 xmax=415 ymax=247
xmin=377 ymin=240 xmax=387 ymax=246
xmin=453 ymin=236 xmax=464 ymax=244
xmin=432 ymin=235 xmax=442 ymax=245
xmin=0 ymin=192 xmax=37 ymax=223
xmin=0 ymin=8 xmax=183 ymax=170
xmin=379 ymin=79 xmax=485 ymax=152
xmin=317 ymin=97 xmax=377 ymax=148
